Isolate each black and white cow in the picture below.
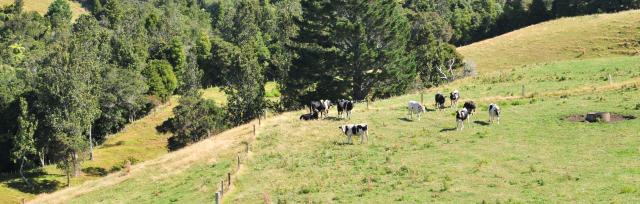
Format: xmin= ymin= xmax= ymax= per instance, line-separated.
xmin=338 ymin=124 xmax=369 ymax=144
xmin=488 ymin=103 xmax=501 ymax=124
xmin=456 ymin=108 xmax=470 ymax=131
xmin=407 ymin=101 xmax=426 ymax=120
xmin=435 ymin=93 xmax=446 ymax=110
xmin=300 ymin=111 xmax=319 ymax=121
xmin=337 ymin=99 xmax=354 ymax=119
xmin=463 ymin=101 xmax=477 ymax=119
xmin=309 ymin=100 xmax=330 ymax=118
xmin=449 ymin=90 xmax=460 ymax=108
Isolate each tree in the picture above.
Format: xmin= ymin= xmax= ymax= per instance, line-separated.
xmin=529 ymin=0 xmax=551 ymax=24
xmin=165 ymin=90 xmax=226 ymax=150
xmin=143 ymin=60 xmax=178 ymax=102
xmin=10 ymin=97 xmax=37 ymax=187
xmin=46 ymin=0 xmax=72 ymax=27
xmin=283 ymin=0 xmax=413 ymax=107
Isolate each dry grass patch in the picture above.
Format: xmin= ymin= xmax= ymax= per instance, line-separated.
xmin=459 ymin=10 xmax=640 ymax=73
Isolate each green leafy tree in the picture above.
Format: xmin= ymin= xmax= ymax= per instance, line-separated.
xmin=283 ymin=0 xmax=413 ymax=107
xmin=10 ymin=97 xmax=37 ymax=187
xmin=46 ymin=0 xmax=72 ymax=27
xmin=529 ymin=0 xmax=551 ymax=24
xmin=165 ymin=90 xmax=226 ymax=150
xmin=143 ymin=60 xmax=178 ymax=102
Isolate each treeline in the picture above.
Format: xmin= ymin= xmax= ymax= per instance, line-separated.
xmin=1 ymin=0 xmax=639 ymax=186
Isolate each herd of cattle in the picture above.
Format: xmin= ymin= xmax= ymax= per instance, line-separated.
xmin=300 ymin=90 xmax=501 ymax=144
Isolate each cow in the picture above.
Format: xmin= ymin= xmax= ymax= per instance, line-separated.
xmin=407 ymin=101 xmax=426 ymax=120
xmin=463 ymin=101 xmax=477 ymax=119
xmin=456 ymin=108 xmax=469 ymax=131
xmin=309 ymin=100 xmax=329 ymax=119
xmin=300 ymin=111 xmax=319 ymax=121
xmin=450 ymin=90 xmax=460 ymax=108
xmin=435 ymin=93 xmax=446 ymax=110
xmin=321 ymin=100 xmax=332 ymax=117
xmin=488 ymin=103 xmax=501 ymax=124
xmin=338 ymin=124 xmax=369 ymax=144
xmin=337 ymin=99 xmax=354 ymax=119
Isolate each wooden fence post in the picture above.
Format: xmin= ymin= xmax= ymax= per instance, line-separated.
xmin=421 ymin=93 xmax=424 ymax=104
xmin=608 ymin=74 xmax=613 ymax=85
xmin=220 ymin=180 xmax=224 ymax=196
xmin=215 ymin=192 xmax=221 ymax=204
xmin=227 ymin=172 xmax=231 ymax=187
xmin=521 ymin=85 xmax=525 ymax=97
xmin=253 ymin=125 xmax=256 ymax=136
xmin=245 ymin=143 xmax=250 ymax=153
xmin=237 ymin=155 xmax=241 ymax=170
xmin=366 ymin=98 xmax=369 ymax=110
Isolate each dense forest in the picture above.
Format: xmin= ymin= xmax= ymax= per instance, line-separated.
xmin=1 ymin=0 xmax=639 ymax=186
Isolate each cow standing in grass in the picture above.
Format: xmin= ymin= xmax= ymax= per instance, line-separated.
xmin=488 ymin=103 xmax=501 ymax=124
xmin=407 ymin=101 xmax=426 ymax=120
xmin=435 ymin=93 xmax=446 ymax=110
xmin=337 ymin=99 xmax=354 ymax=119
xmin=338 ymin=124 xmax=369 ymax=144
xmin=450 ymin=90 xmax=460 ymax=108
xmin=309 ymin=100 xmax=330 ymax=119
xmin=456 ymin=108 xmax=470 ymax=131
xmin=463 ymin=101 xmax=477 ymax=119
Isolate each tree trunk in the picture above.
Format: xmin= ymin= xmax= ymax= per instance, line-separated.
xmin=72 ymin=151 xmax=79 ymax=177
xmin=19 ymin=159 xmax=32 ymax=188
xmin=89 ymin=125 xmax=93 ymax=161
xmin=39 ymin=150 xmax=45 ymax=167
xmin=66 ymin=156 xmax=71 ymax=187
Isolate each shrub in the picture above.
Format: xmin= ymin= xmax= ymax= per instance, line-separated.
xmin=143 ymin=60 xmax=178 ymax=102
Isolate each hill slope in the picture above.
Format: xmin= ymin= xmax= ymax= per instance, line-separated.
xmin=458 ymin=10 xmax=640 ymax=73
xmin=32 ymin=56 xmax=640 ymax=203
xmin=0 ymin=0 xmax=88 ymax=20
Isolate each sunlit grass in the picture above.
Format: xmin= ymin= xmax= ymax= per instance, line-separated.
xmin=459 ymin=10 xmax=640 ymax=73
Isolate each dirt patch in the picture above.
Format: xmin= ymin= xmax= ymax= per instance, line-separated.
xmin=564 ymin=113 xmax=636 ymax=123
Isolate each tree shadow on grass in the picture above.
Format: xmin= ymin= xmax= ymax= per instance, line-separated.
xmin=440 ymin=127 xmax=457 ymax=132
xmin=474 ymin=121 xmax=490 ymax=126
xmin=82 ymin=167 xmax=108 ymax=177
xmin=6 ymin=178 xmax=62 ymax=194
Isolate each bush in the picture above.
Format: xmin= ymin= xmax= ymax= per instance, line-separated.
xmin=461 ymin=59 xmax=478 ymax=78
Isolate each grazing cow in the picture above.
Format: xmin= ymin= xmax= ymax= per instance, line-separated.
xmin=435 ymin=93 xmax=446 ymax=110
xmin=488 ymin=103 xmax=501 ymax=124
xmin=449 ymin=90 xmax=460 ymax=108
xmin=463 ymin=101 xmax=477 ymax=119
xmin=338 ymin=124 xmax=369 ymax=144
xmin=407 ymin=101 xmax=426 ymax=120
xmin=456 ymin=108 xmax=470 ymax=131
xmin=300 ymin=111 xmax=319 ymax=121
xmin=337 ymin=99 xmax=354 ymax=119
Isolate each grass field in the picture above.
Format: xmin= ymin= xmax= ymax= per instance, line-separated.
xmin=33 ymin=56 xmax=640 ymax=203
xmin=458 ymin=10 xmax=640 ymax=73
xmin=0 ymin=0 xmax=88 ymax=20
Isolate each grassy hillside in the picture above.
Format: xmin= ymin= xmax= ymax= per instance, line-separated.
xmin=458 ymin=10 xmax=640 ymax=73
xmin=34 ymin=56 xmax=640 ymax=203
xmin=0 ymin=88 xmax=228 ymax=203
xmin=0 ymin=0 xmax=88 ymax=20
